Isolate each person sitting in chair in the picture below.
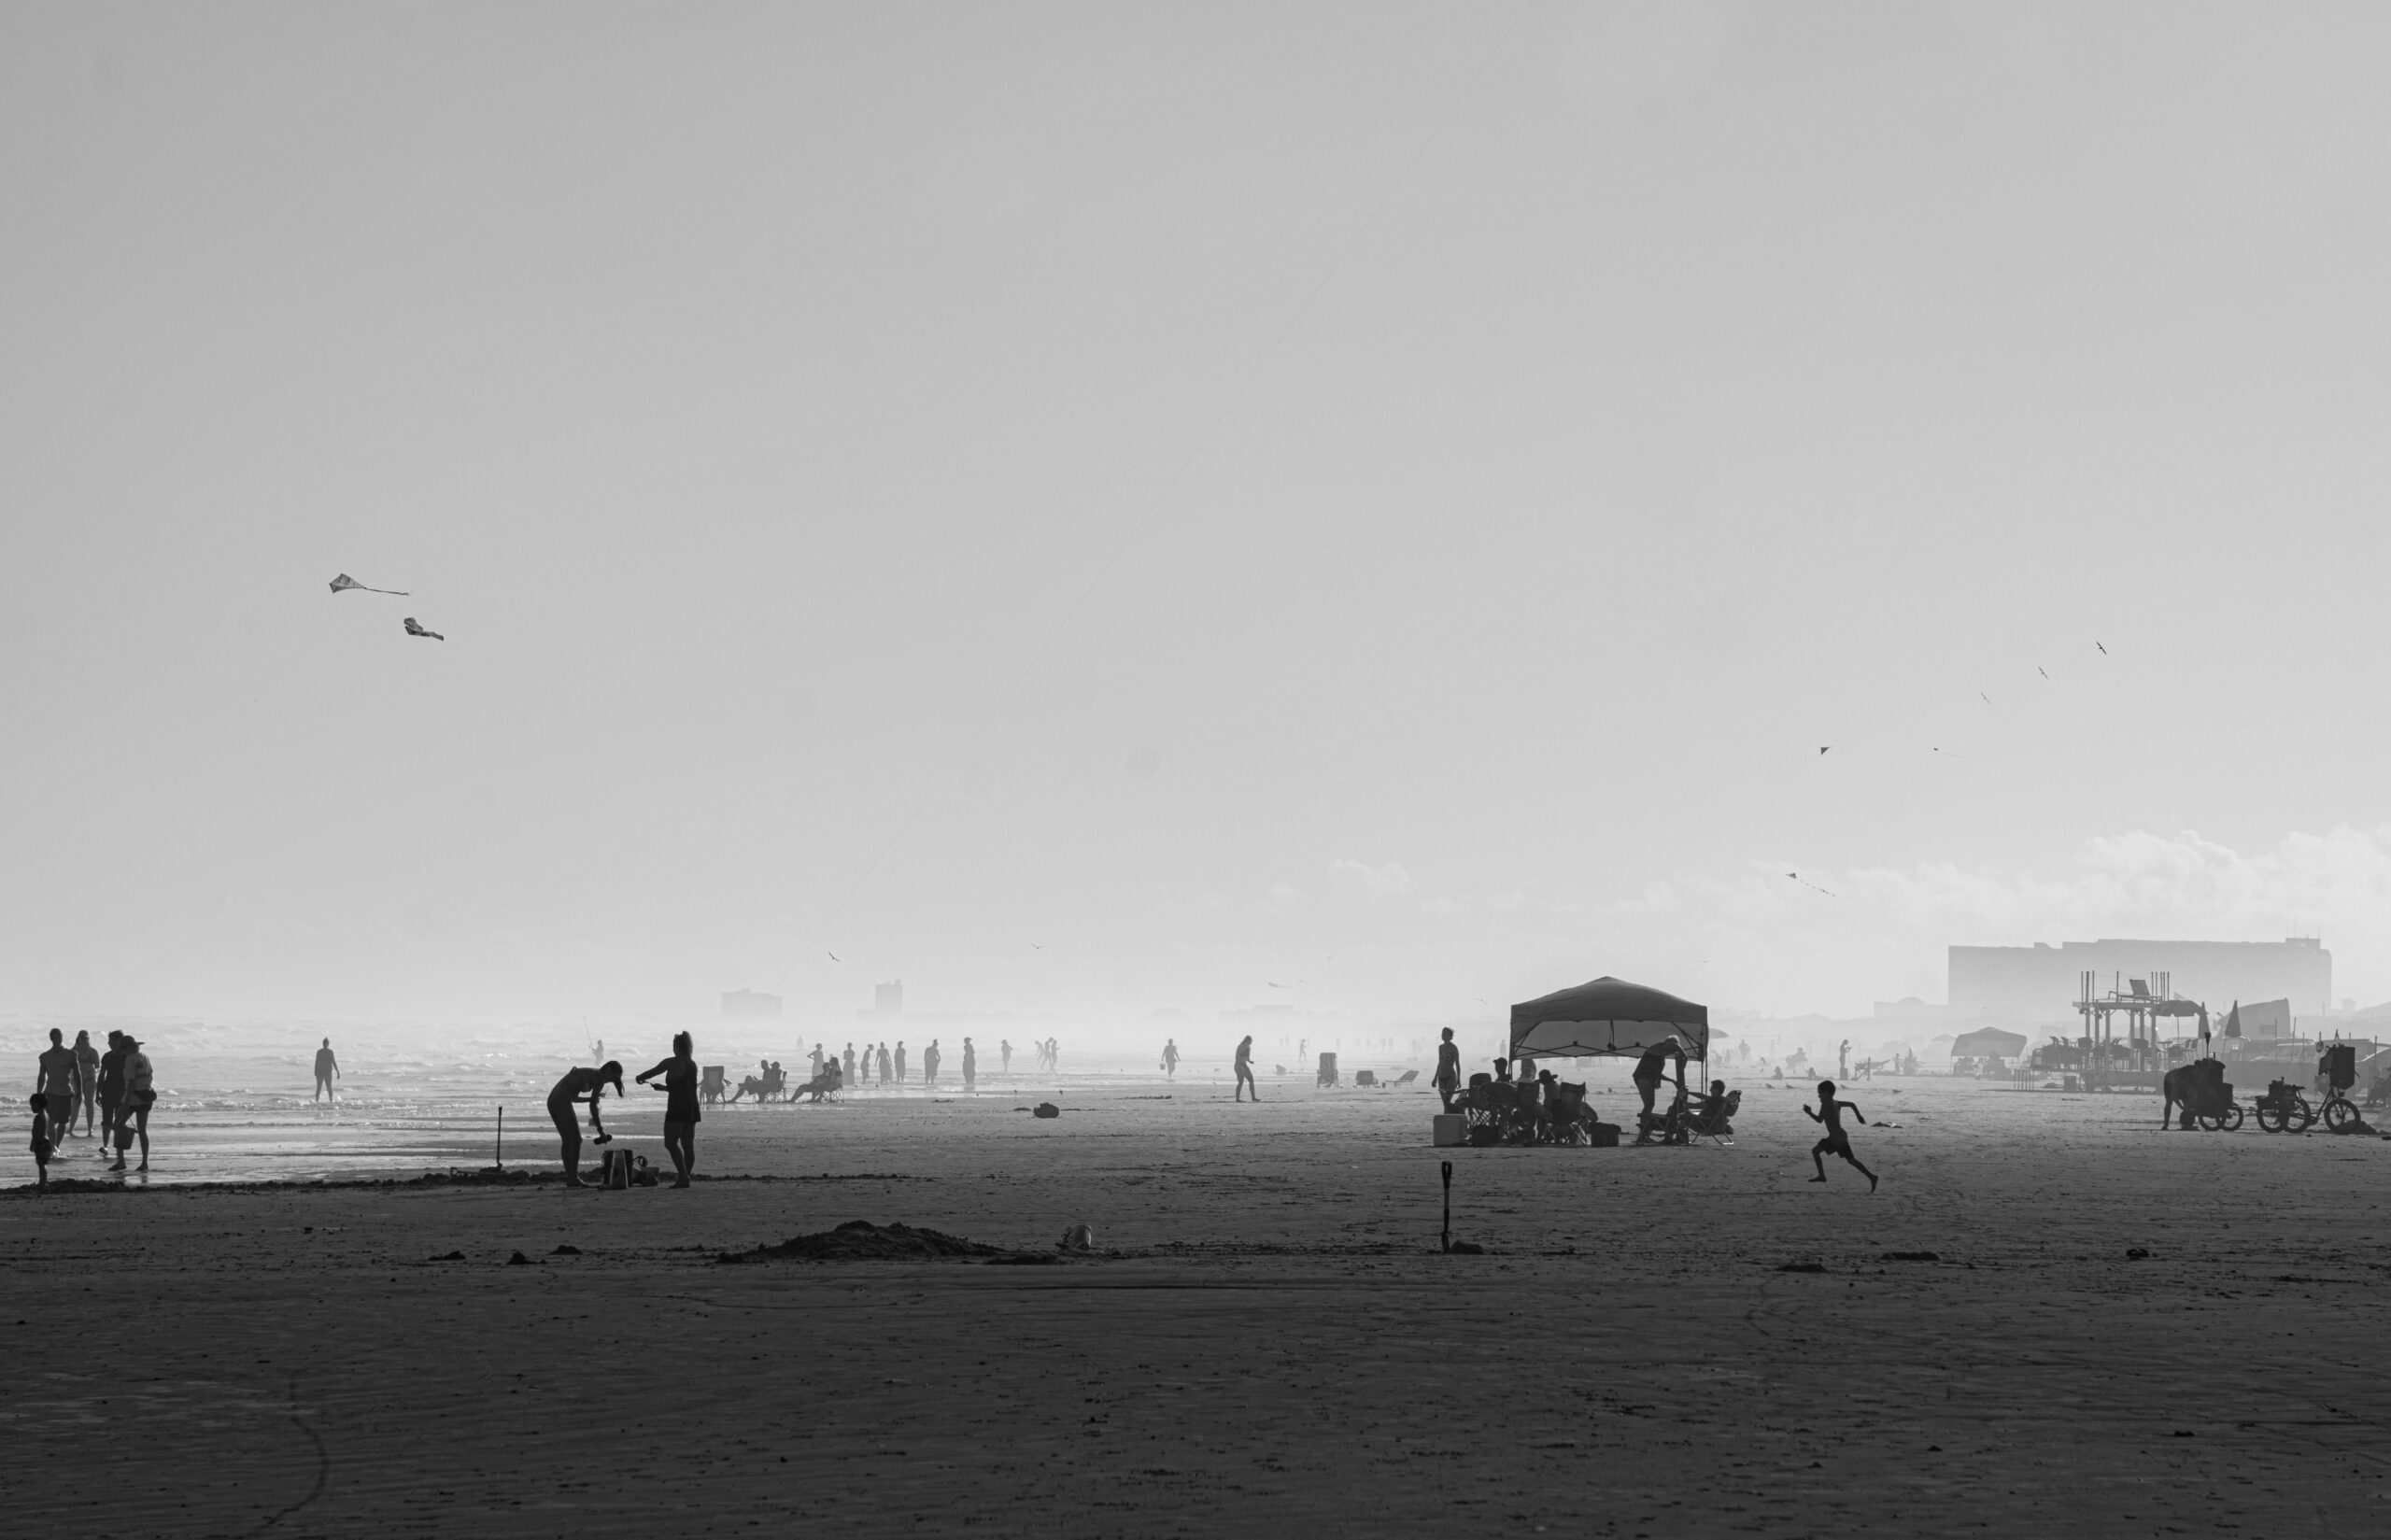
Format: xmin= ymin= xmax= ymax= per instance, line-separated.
xmin=1688 ymin=1079 xmax=1742 ymax=1137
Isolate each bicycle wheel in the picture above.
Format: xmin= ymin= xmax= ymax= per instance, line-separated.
xmin=2256 ymin=1101 xmax=2286 ymax=1133
xmin=2197 ymin=1109 xmax=2224 ymax=1131
xmin=2218 ymin=1103 xmax=2243 ymax=1131
xmin=2325 ymin=1095 xmax=2357 ymax=1133
xmin=2290 ymin=1094 xmax=2317 ymax=1133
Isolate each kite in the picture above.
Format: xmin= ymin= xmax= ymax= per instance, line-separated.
xmin=2038 ymin=667 xmax=2049 ymax=680
xmin=2096 ymin=642 xmax=2108 ymax=655
xmin=1980 ymin=692 xmax=1991 ymax=704
xmin=403 ymin=617 xmax=445 ymax=641
xmin=826 ymin=951 xmax=841 ymax=962
xmin=1787 ymin=871 xmax=1840 ymax=898
xmin=329 ymin=572 xmax=408 ymax=596
xmin=1818 ymin=746 xmax=1832 ymax=755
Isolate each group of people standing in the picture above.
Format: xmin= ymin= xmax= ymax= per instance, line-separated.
xmin=808 ymin=1036 xmax=983 ymax=1092
xmin=29 ymin=1027 xmax=154 ymax=1184
xmin=544 ymin=1030 xmax=704 ymax=1189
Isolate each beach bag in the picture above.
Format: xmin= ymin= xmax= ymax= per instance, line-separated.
xmin=1590 ymin=1123 xmax=1621 ymax=1148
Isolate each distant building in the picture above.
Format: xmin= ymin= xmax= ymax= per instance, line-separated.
xmin=1948 ymin=938 xmax=2330 ymax=1023
xmin=870 ymin=981 xmax=903 ymax=1017
xmin=721 ymin=989 xmax=783 ymax=1020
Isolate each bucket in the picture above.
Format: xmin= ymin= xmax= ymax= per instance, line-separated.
xmin=604 ymin=1148 xmax=633 ymax=1189
xmin=1432 ymin=1113 xmax=1467 ymax=1148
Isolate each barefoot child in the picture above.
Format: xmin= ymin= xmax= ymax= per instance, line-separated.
xmin=1804 ymin=1079 xmax=1877 ymax=1191
xmin=31 ymin=1094 xmax=54 ymax=1188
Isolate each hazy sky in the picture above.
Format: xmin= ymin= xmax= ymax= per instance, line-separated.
xmin=7 ymin=3 xmax=2391 ymax=1026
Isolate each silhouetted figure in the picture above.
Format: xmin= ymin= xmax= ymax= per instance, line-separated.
xmin=31 ymin=1095 xmax=54 ymax=1187
xmin=810 ymin=1043 xmax=826 ymax=1081
xmin=962 ymin=1038 xmax=977 ymax=1091
xmin=36 ymin=1029 xmax=80 ymax=1152
xmin=1235 ymin=1036 xmax=1259 ymax=1101
xmin=635 ymin=1032 xmax=700 ymax=1188
xmin=114 ymin=1036 xmax=155 ymax=1172
xmin=71 ymin=1031 xmax=98 ymax=1136
xmin=895 ymin=1041 xmax=907 ymax=1084
xmin=877 ymin=1042 xmax=892 ymax=1085
xmin=1804 ymin=1079 xmax=1877 ymax=1191
xmin=1162 ymin=1038 xmax=1180 ymax=1080
xmin=97 ymin=1031 xmax=126 ymax=1149
xmin=1492 ymin=1057 xmax=1512 ymax=1086
xmin=843 ymin=1043 xmax=856 ymax=1089
xmin=1433 ymin=1027 xmax=1461 ymax=1112
xmin=1838 ymin=1039 xmax=1851 ymax=1079
xmin=547 ymin=1061 xmax=624 ymax=1188
xmin=314 ymin=1038 xmax=340 ymax=1101
xmin=923 ymin=1039 xmax=941 ymax=1088
xmin=1046 ymin=1038 xmax=1059 ymax=1072
xmin=1000 ymin=1039 xmax=1012 ymax=1073
xmin=1631 ymin=1037 xmax=1688 ymax=1145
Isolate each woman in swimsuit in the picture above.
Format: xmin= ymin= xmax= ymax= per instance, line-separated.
xmin=634 ymin=1034 xmax=700 ymax=1188
xmin=548 ymin=1061 xmax=624 ymax=1188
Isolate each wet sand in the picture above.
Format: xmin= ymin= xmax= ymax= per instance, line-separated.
xmin=6 ymin=1074 xmax=2388 ymax=1537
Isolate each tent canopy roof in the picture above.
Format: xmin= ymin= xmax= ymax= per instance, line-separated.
xmin=1950 ymin=1026 xmax=2028 ymax=1057
xmin=1509 ymin=976 xmax=1708 ymax=1059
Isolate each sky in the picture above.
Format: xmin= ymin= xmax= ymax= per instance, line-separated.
xmin=6 ymin=2 xmax=2391 ymax=1029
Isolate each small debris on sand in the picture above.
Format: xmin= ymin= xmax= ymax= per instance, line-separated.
xmin=551 ymin=1244 xmax=581 ymax=1256
xmin=1881 ymin=1250 xmax=1940 ymax=1263
xmin=719 ymin=1220 xmax=1014 ymax=1264
xmin=1777 ymin=1261 xmax=1829 ymax=1274
xmin=506 ymin=1250 xmax=531 ymax=1265
xmin=1032 ymin=1102 xmax=1060 ymax=1119
xmin=430 ymin=1250 xmax=465 ymax=1262
xmin=1444 ymin=1241 xmax=1485 ymax=1255
xmin=1059 ymin=1222 xmax=1095 ymax=1253
xmin=2126 ymin=1247 xmax=2151 ymax=1260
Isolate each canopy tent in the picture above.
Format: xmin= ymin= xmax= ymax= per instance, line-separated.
xmin=1509 ymin=977 xmax=1708 ymax=1065
xmin=1949 ymin=1026 xmax=2028 ymax=1059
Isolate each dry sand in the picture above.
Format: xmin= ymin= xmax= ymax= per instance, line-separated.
xmin=5 ymin=1074 xmax=2388 ymax=1537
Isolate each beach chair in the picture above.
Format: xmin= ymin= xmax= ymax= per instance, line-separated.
xmin=1391 ymin=1069 xmax=1420 ymax=1088
xmin=1545 ymin=1081 xmax=1595 ymax=1145
xmin=700 ymin=1066 xmax=727 ymax=1107
xmin=1687 ymin=1089 xmax=1740 ymax=1146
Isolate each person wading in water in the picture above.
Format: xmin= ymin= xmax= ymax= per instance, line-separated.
xmin=547 ymin=1061 xmax=624 ymax=1188
xmin=635 ymin=1033 xmax=700 ymax=1188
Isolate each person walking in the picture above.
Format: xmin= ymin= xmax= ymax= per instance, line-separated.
xmin=96 ymin=1031 xmax=126 ymax=1151
xmin=961 ymin=1038 xmax=976 ymax=1093
xmin=1234 ymin=1035 xmax=1259 ymax=1102
xmin=894 ymin=1040 xmax=907 ymax=1084
xmin=634 ymin=1033 xmax=700 ymax=1188
xmin=71 ymin=1031 xmax=99 ymax=1137
xmin=313 ymin=1038 xmax=340 ymax=1102
xmin=1162 ymin=1039 xmax=1180 ymax=1081
xmin=923 ymin=1039 xmax=941 ymax=1089
xmin=546 ymin=1060 xmax=624 ymax=1188
xmin=1432 ymin=1027 xmax=1462 ymax=1113
xmin=877 ymin=1042 xmax=892 ymax=1086
xmin=35 ymin=1028 xmax=80 ymax=1154
xmin=1000 ymin=1039 xmax=1012 ymax=1074
xmin=114 ymin=1036 xmax=156 ymax=1172
xmin=842 ymin=1043 xmax=857 ymax=1089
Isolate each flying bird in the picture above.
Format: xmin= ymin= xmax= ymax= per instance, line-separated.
xmin=2096 ymin=641 xmax=2108 ymax=655
xmin=403 ymin=617 xmax=444 ymax=641
xmin=1980 ymin=692 xmax=1991 ymax=705
xmin=329 ymin=572 xmax=408 ymax=596
xmin=2038 ymin=667 xmax=2049 ymax=680
xmin=826 ymin=951 xmax=841 ymax=962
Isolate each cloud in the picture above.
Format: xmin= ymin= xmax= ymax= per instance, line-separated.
xmin=1328 ymin=859 xmax=1413 ymax=901
xmin=1251 ymin=881 xmax=1302 ymax=918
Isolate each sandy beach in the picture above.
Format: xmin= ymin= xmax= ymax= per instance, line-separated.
xmin=7 ymin=1070 xmax=2387 ymax=1538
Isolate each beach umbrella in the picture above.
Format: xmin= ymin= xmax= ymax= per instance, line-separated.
xmin=329 ymin=572 xmax=409 ymax=595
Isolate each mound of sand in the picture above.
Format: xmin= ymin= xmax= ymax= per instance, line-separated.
xmin=723 ymin=1219 xmax=1011 ymax=1263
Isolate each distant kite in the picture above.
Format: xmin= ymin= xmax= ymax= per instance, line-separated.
xmin=1787 ymin=871 xmax=1840 ymax=898
xmin=403 ymin=617 xmax=445 ymax=641
xmin=329 ymin=572 xmax=408 ymax=596
xmin=2038 ymin=667 xmax=2049 ymax=680
xmin=826 ymin=951 xmax=841 ymax=962
xmin=2096 ymin=641 xmax=2108 ymax=655
xmin=1818 ymin=746 xmax=1832 ymax=755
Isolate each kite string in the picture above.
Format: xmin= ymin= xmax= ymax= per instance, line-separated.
xmin=811 ymin=4 xmax=1529 ymax=950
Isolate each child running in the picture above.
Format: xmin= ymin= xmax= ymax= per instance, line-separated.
xmin=31 ymin=1094 xmax=54 ymax=1188
xmin=1804 ymin=1079 xmax=1877 ymax=1191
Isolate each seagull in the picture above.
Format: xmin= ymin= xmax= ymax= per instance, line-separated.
xmin=1029 ymin=943 xmax=1043 ymax=951
xmin=403 ymin=617 xmax=445 ymax=641
xmin=329 ymin=572 xmax=408 ymax=596
xmin=826 ymin=951 xmax=841 ymax=962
